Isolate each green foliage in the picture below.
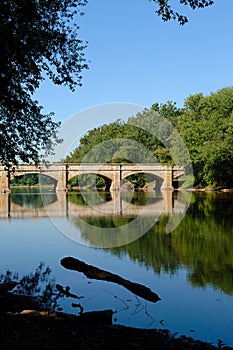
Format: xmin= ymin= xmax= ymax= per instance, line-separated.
xmin=11 ymin=174 xmax=55 ymax=187
xmin=65 ymin=87 xmax=233 ymax=188
xmin=65 ymin=103 xmax=185 ymax=188
xmin=177 ymin=87 xmax=233 ymax=187
xmin=65 ymin=120 xmax=158 ymax=164
xmin=65 ymin=119 xmax=160 ymax=188
xmin=68 ymin=174 xmax=106 ymax=189
xmin=125 ymin=174 xmax=147 ymax=189
xmin=0 ymin=0 xmax=88 ymax=165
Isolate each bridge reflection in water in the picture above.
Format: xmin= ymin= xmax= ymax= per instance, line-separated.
xmin=0 ymin=189 xmax=191 ymax=247
xmin=0 ymin=190 xmax=187 ymax=220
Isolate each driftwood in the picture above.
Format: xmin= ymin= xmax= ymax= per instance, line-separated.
xmin=60 ymin=257 xmax=161 ymax=303
xmin=55 ymin=284 xmax=79 ymax=299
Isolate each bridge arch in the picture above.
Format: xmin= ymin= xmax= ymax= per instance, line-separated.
xmin=122 ymin=170 xmax=164 ymax=190
xmin=68 ymin=172 xmax=113 ymax=191
xmin=10 ymin=171 xmax=59 ymax=191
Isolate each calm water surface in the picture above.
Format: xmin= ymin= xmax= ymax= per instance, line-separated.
xmin=0 ymin=189 xmax=232 ymax=347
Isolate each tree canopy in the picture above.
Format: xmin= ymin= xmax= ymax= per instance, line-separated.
xmin=66 ymin=87 xmax=233 ymax=189
xmin=177 ymin=87 xmax=233 ymax=187
xmin=0 ymin=0 xmax=88 ymax=165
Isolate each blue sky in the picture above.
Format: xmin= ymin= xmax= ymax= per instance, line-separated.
xmin=35 ymin=0 xmax=233 ymax=124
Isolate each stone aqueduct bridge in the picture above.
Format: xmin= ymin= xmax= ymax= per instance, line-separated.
xmin=0 ymin=163 xmax=184 ymax=192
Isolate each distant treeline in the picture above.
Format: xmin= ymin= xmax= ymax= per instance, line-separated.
xmin=65 ymin=87 xmax=233 ymax=189
xmin=11 ymin=174 xmax=54 ymax=187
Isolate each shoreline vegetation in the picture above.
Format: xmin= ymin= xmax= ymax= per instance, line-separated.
xmin=64 ymin=88 xmax=233 ymax=191
xmin=1 ymin=263 xmax=232 ymax=349
xmin=1 ymin=309 xmax=231 ymax=350
xmin=1 ymin=292 xmax=232 ymax=350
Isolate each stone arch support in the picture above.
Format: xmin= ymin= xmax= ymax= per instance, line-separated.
xmin=0 ymin=165 xmax=10 ymax=192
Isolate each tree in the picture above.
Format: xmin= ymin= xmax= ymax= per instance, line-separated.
xmin=177 ymin=87 xmax=233 ymax=187
xmin=0 ymin=0 xmax=215 ymax=166
xmin=0 ymin=0 xmax=88 ymax=165
xmin=66 ymin=87 xmax=233 ymax=188
xmin=150 ymin=0 xmax=214 ymax=25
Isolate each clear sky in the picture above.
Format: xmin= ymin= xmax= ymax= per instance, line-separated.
xmin=35 ymin=0 xmax=233 ymax=124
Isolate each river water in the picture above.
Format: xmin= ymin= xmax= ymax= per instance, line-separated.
xmin=0 ymin=189 xmax=232 ymax=347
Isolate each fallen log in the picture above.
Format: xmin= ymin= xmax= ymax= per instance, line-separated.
xmin=60 ymin=257 xmax=161 ymax=303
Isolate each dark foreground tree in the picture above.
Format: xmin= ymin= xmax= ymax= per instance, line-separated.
xmin=0 ymin=0 xmax=215 ymax=166
xmin=0 ymin=0 xmax=88 ymax=165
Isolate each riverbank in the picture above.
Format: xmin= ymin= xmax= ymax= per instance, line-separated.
xmin=0 ymin=291 xmax=232 ymax=350
xmin=192 ymin=187 xmax=233 ymax=192
xmin=1 ymin=308 xmax=232 ymax=350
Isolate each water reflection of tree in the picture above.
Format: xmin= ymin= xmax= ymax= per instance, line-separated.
xmin=172 ymin=193 xmax=233 ymax=295
xmin=68 ymin=190 xmax=111 ymax=206
xmin=113 ymin=193 xmax=233 ymax=295
xmin=111 ymin=216 xmax=178 ymax=275
xmin=0 ymin=263 xmax=62 ymax=311
xmin=77 ymin=216 xmax=134 ymax=229
xmin=10 ymin=189 xmax=57 ymax=208
xmin=74 ymin=192 xmax=233 ymax=295
xmin=67 ymin=189 xmax=161 ymax=208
